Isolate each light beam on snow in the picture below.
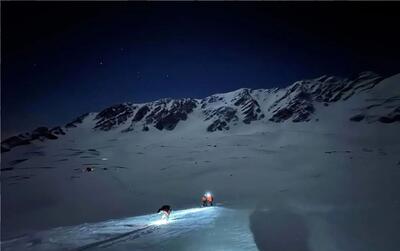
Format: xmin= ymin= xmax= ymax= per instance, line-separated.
xmin=150 ymin=206 xmax=216 ymax=226
xmin=151 ymin=218 xmax=169 ymax=226
xmin=2 ymin=206 xmax=224 ymax=251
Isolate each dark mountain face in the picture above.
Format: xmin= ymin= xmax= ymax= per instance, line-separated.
xmin=64 ymin=72 xmax=398 ymax=131
xmin=2 ymin=72 xmax=399 ymax=153
xmin=132 ymin=106 xmax=150 ymax=122
xmin=269 ymin=72 xmax=384 ymax=123
xmin=151 ymin=99 xmax=198 ymax=130
xmin=1 ymin=126 xmax=65 ymax=153
xmin=94 ymin=103 xmax=137 ymax=131
xmin=232 ymin=89 xmax=265 ymax=124
xmin=122 ymin=98 xmax=198 ymax=132
xmin=204 ymin=106 xmax=238 ymax=132
xmin=269 ymin=84 xmax=315 ymax=123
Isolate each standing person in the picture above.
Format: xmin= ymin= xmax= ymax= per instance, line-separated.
xmin=206 ymin=192 xmax=214 ymax=206
xmin=201 ymin=192 xmax=214 ymax=206
xmin=201 ymin=194 xmax=208 ymax=207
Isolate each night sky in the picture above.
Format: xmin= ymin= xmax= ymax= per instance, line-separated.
xmin=2 ymin=2 xmax=399 ymax=138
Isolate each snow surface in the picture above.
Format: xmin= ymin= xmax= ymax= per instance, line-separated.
xmin=1 ymin=74 xmax=400 ymax=250
xmin=2 ymin=207 xmax=257 ymax=251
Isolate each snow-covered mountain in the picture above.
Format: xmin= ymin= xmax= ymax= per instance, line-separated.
xmin=2 ymin=72 xmax=400 ymax=250
xmin=2 ymin=71 xmax=399 ymax=153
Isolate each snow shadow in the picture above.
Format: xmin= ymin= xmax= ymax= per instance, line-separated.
xmin=249 ymin=209 xmax=310 ymax=251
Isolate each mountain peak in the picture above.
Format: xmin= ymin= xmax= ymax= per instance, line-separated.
xmin=2 ymin=72 xmax=398 ymax=153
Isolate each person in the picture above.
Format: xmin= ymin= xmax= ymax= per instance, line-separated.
xmin=201 ymin=192 xmax=214 ymax=207
xmin=206 ymin=192 xmax=214 ymax=206
xmin=157 ymin=205 xmax=172 ymax=220
xmin=201 ymin=194 xmax=208 ymax=207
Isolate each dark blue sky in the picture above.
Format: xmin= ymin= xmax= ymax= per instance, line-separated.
xmin=2 ymin=2 xmax=400 ymax=138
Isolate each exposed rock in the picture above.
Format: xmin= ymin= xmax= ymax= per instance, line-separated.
xmin=351 ymin=97 xmax=400 ymax=123
xmin=94 ymin=103 xmax=137 ymax=131
xmin=1 ymin=127 xmax=61 ymax=152
xmin=269 ymin=72 xmax=383 ymax=123
xmin=2 ymin=72 xmax=397 ymax=153
xmin=204 ymin=106 xmax=237 ymax=132
xmin=379 ymin=115 xmax=400 ymax=123
xmin=50 ymin=127 xmax=65 ymax=135
xmin=133 ymin=106 xmax=150 ymax=122
xmin=2 ymin=135 xmax=31 ymax=152
xmin=32 ymin=127 xmax=58 ymax=140
xmin=207 ymin=119 xmax=229 ymax=132
xmin=350 ymin=114 xmax=365 ymax=122
xmin=232 ymin=89 xmax=264 ymax=124
xmin=270 ymin=86 xmax=314 ymax=122
xmin=151 ymin=99 xmax=197 ymax=130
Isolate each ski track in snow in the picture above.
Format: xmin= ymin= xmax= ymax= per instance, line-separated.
xmin=2 ymin=207 xmax=258 ymax=251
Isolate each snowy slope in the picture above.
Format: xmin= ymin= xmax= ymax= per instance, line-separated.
xmin=2 ymin=72 xmax=399 ymax=153
xmin=2 ymin=207 xmax=257 ymax=251
xmin=1 ymin=72 xmax=400 ymax=251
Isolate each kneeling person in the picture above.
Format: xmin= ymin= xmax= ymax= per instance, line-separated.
xmin=157 ymin=205 xmax=172 ymax=220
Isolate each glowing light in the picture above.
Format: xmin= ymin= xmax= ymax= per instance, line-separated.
xmin=147 ymin=206 xmax=218 ymax=228
xmin=151 ymin=218 xmax=169 ymax=226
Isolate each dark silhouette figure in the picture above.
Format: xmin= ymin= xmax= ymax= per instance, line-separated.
xmin=157 ymin=205 xmax=172 ymax=215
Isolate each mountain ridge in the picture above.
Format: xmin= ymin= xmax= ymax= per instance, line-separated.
xmin=2 ymin=71 xmax=399 ymax=153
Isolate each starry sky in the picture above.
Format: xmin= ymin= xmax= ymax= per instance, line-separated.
xmin=2 ymin=2 xmax=400 ymax=138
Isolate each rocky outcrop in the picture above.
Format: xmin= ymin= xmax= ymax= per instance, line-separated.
xmin=1 ymin=135 xmax=30 ymax=152
xmin=149 ymin=99 xmax=198 ymax=130
xmin=1 ymin=126 xmax=65 ymax=152
xmin=379 ymin=107 xmax=400 ymax=123
xmin=269 ymin=82 xmax=315 ymax=122
xmin=350 ymin=114 xmax=365 ymax=122
xmin=50 ymin=126 xmax=66 ymax=135
xmin=123 ymin=98 xmax=198 ymax=132
xmin=205 ymin=106 xmax=238 ymax=132
xmin=132 ymin=106 xmax=150 ymax=122
xmin=232 ymin=89 xmax=264 ymax=124
xmin=94 ymin=103 xmax=137 ymax=131
xmin=2 ymin=72 xmax=397 ymax=153
xmin=269 ymin=72 xmax=384 ymax=122
xmin=350 ymin=95 xmax=400 ymax=123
